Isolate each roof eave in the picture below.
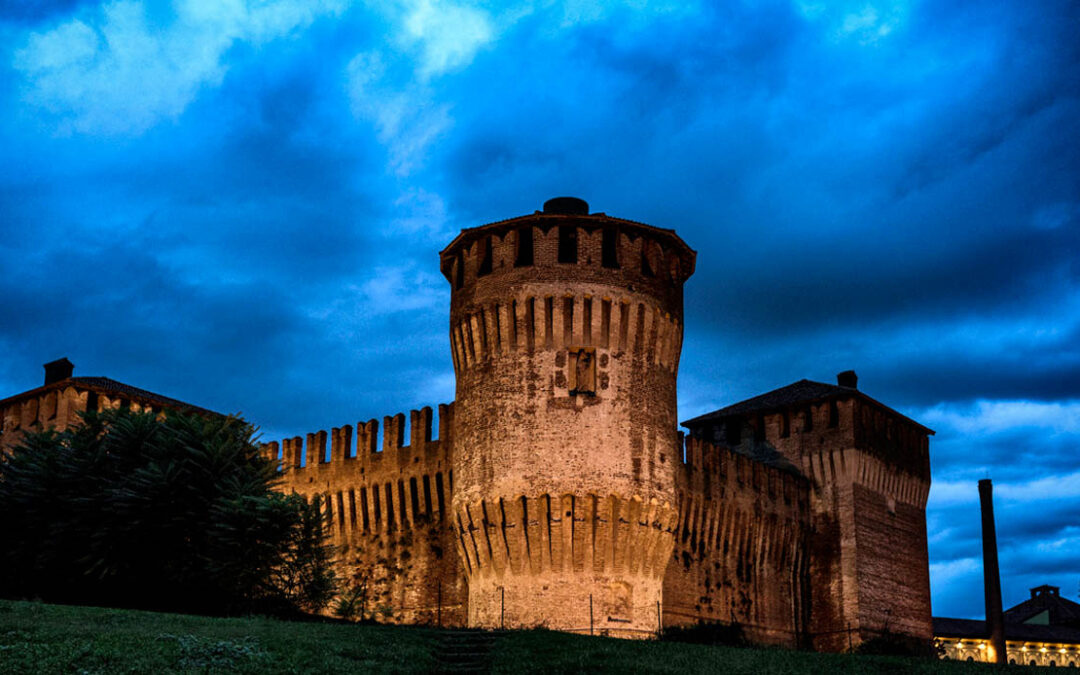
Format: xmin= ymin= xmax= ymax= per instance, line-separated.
xmin=681 ymin=386 xmax=935 ymax=435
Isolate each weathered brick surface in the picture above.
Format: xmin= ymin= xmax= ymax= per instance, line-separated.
xmin=2 ymin=386 xmax=155 ymax=453
xmin=663 ymin=436 xmax=812 ymax=646
xmin=265 ymin=405 xmax=467 ymax=626
xmin=852 ymin=483 xmax=933 ymax=639
xmin=684 ymin=395 xmax=933 ymax=649
xmin=443 ymin=214 xmax=696 ymax=636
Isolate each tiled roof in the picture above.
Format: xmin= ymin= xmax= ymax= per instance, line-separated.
xmin=69 ymin=377 xmax=220 ymax=416
xmin=681 ymin=379 xmax=934 ymax=434
xmin=933 ymin=617 xmax=1080 ymax=644
xmin=1005 ymin=590 xmax=1080 ymax=627
xmin=684 ymin=380 xmax=848 ymax=422
xmin=0 ymin=376 xmax=219 ymax=417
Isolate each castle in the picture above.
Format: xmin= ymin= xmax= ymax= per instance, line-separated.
xmin=0 ymin=198 xmax=935 ymax=651
xmin=259 ymin=197 xmax=934 ymax=649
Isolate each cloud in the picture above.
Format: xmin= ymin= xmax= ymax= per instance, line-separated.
xmin=400 ymin=0 xmax=493 ymax=78
xmin=13 ymin=0 xmax=346 ymax=134
xmin=922 ymin=400 xmax=1080 ymax=436
xmin=354 ymin=264 xmax=447 ymax=317
xmin=0 ymin=0 xmax=88 ymax=24
xmin=345 ymin=49 xmax=452 ymax=175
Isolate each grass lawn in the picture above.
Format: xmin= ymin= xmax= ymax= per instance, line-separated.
xmin=491 ymin=629 xmax=1039 ymax=673
xmin=0 ymin=599 xmax=1040 ymax=673
xmin=0 ymin=600 xmax=437 ymax=674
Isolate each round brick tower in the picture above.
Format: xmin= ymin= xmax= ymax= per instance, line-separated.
xmin=440 ymin=197 xmax=696 ymax=635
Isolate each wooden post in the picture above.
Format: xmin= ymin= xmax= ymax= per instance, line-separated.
xmin=589 ymin=595 xmax=594 ymax=635
xmin=437 ymin=580 xmax=442 ymax=628
xmin=501 ymin=587 xmax=505 ymax=630
xmin=657 ymin=600 xmax=662 ymax=637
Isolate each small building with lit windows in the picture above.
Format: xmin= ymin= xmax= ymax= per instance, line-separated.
xmin=935 ymin=585 xmax=1080 ymax=666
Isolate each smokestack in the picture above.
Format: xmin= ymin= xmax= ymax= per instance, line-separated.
xmin=978 ymin=479 xmax=1007 ymax=664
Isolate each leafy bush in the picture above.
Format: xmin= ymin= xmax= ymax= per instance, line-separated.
xmin=157 ymin=634 xmax=268 ymax=670
xmin=331 ymin=584 xmax=368 ymax=621
xmin=661 ymin=620 xmax=748 ymax=647
xmin=0 ymin=408 xmax=336 ymax=616
xmin=855 ymin=630 xmax=939 ymax=658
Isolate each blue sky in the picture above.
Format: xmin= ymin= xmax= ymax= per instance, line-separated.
xmin=0 ymin=0 xmax=1077 ymax=620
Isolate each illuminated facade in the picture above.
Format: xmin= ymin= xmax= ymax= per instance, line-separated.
xmin=935 ymin=586 xmax=1080 ymax=667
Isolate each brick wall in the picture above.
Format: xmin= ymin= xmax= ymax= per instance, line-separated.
xmin=264 ymin=404 xmax=466 ymax=626
xmin=663 ymin=436 xmax=812 ymax=647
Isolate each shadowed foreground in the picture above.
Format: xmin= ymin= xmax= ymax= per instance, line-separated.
xmin=0 ymin=600 xmax=1043 ymax=673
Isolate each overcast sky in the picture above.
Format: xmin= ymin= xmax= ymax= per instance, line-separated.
xmin=1 ymin=0 xmax=1077 ymax=621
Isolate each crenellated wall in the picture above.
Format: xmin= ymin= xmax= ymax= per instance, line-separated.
xmin=663 ymin=436 xmax=812 ymax=647
xmin=262 ymin=403 xmax=466 ymax=626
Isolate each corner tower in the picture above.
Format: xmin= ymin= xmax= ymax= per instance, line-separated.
xmin=441 ymin=197 xmax=696 ymax=635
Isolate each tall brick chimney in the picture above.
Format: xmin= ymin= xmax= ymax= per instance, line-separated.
xmin=44 ymin=357 xmax=74 ymax=385
xmin=978 ymin=479 xmax=1007 ymax=664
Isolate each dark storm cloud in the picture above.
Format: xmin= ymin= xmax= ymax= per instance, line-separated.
xmin=0 ymin=0 xmax=89 ymax=23
xmin=932 ymin=429 xmax=1080 ymax=483
xmin=931 ymin=496 xmax=1080 ymax=560
xmin=0 ymin=231 xmax=309 ymax=407
xmin=437 ymin=0 xmax=1079 ymax=395
xmin=878 ymin=343 xmax=1080 ymax=407
xmin=0 ymin=7 xmax=449 ymax=436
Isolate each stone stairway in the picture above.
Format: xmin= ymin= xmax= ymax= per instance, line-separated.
xmin=434 ymin=629 xmax=508 ymax=673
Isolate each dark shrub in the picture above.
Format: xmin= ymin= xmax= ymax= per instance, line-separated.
xmin=0 ymin=408 xmax=335 ymax=616
xmin=855 ymin=631 xmax=939 ymax=658
xmin=661 ymin=620 xmax=748 ymax=647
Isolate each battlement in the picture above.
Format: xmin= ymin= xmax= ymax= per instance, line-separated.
xmin=439 ymin=200 xmax=696 ymax=308
xmin=263 ymin=403 xmax=456 ymax=544
xmin=261 ymin=403 xmax=454 ymax=472
xmin=677 ymin=435 xmax=811 ymax=511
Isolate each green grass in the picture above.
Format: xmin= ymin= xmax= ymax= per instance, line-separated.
xmin=0 ymin=600 xmax=436 ymax=674
xmin=0 ymin=599 xmax=1041 ymax=673
xmin=492 ymin=630 xmax=1041 ymax=673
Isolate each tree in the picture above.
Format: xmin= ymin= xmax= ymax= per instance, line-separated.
xmin=0 ymin=408 xmax=336 ymax=616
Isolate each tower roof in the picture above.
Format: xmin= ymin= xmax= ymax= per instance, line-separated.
xmin=682 ymin=377 xmax=934 ymax=434
xmin=440 ymin=198 xmax=696 ymax=266
xmin=0 ymin=374 xmax=220 ymax=417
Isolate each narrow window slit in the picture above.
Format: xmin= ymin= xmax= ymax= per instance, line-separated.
xmin=558 ymin=225 xmax=578 ymax=263
xmin=515 ymin=227 xmax=534 ymax=267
